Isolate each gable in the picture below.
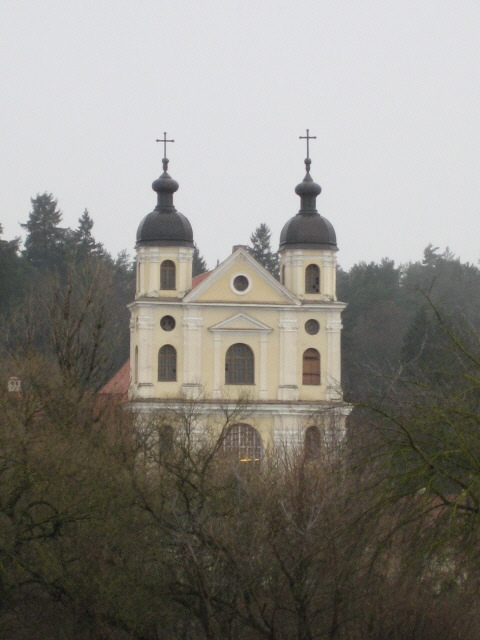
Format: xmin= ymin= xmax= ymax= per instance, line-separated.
xmin=184 ymin=248 xmax=299 ymax=305
xmin=209 ymin=312 xmax=273 ymax=334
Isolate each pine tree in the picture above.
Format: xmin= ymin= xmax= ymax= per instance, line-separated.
xmin=71 ymin=209 xmax=103 ymax=259
xmin=0 ymin=224 xmax=25 ymax=315
xmin=192 ymin=244 xmax=208 ymax=277
xmin=21 ymin=193 xmax=65 ymax=270
xmin=249 ymin=223 xmax=279 ymax=279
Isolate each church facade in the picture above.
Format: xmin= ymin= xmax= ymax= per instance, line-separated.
xmin=128 ymin=138 xmax=349 ymax=459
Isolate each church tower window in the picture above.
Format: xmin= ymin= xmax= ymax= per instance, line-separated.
xmin=134 ymin=346 xmax=138 ymax=384
xmin=160 ymin=260 xmax=176 ymax=290
xmin=305 ymin=264 xmax=320 ymax=293
xmin=225 ymin=343 xmax=254 ymax=385
xmin=158 ymin=345 xmax=177 ymax=381
xmin=302 ymin=348 xmax=320 ymax=385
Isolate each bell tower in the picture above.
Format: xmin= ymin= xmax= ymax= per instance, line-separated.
xmin=279 ymin=130 xmax=338 ymax=301
xmin=135 ymin=134 xmax=194 ymax=299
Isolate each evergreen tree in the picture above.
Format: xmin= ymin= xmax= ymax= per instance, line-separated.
xmin=249 ymin=223 xmax=279 ymax=279
xmin=0 ymin=224 xmax=25 ymax=316
xmin=192 ymin=244 xmax=208 ymax=277
xmin=71 ymin=208 xmax=103 ymax=259
xmin=21 ymin=193 xmax=65 ymax=270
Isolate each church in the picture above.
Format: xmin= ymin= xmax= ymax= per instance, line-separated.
xmin=127 ymin=132 xmax=349 ymax=461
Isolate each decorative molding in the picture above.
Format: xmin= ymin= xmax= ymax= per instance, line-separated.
xmin=137 ymin=315 xmax=155 ymax=330
xmin=209 ymin=313 xmax=273 ymax=334
xmin=183 ymin=317 xmax=204 ymax=329
xmin=326 ymin=320 xmax=343 ymax=332
xmin=179 ymin=248 xmax=193 ymax=263
xmin=278 ymin=318 xmax=298 ymax=331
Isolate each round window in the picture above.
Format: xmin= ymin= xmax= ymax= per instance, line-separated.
xmin=233 ymin=275 xmax=249 ymax=292
xmin=160 ymin=315 xmax=176 ymax=331
xmin=305 ymin=319 xmax=320 ymax=335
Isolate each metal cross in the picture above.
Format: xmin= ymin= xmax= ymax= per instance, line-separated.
xmin=156 ymin=132 xmax=174 ymax=158
xmin=299 ymin=129 xmax=316 ymax=159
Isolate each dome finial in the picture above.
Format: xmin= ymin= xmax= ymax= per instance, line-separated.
xmin=299 ymin=128 xmax=316 ymax=173
xmin=156 ymin=131 xmax=175 ymax=172
xmin=295 ymin=128 xmax=321 ymax=213
xmin=152 ymin=132 xmax=179 ymax=212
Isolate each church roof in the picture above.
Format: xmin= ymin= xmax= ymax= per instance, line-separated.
xmin=98 ymin=360 xmax=131 ymax=399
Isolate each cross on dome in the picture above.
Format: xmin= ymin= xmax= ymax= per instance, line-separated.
xmin=156 ymin=132 xmax=175 ymax=171
xmin=299 ymin=129 xmax=317 ymax=173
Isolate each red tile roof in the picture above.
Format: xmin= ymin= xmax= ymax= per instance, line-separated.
xmin=192 ymin=270 xmax=211 ymax=288
xmin=99 ymin=360 xmax=131 ymax=398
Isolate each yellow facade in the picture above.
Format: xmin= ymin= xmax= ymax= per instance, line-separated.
xmin=129 ymin=246 xmax=348 ymax=452
xmin=129 ymin=149 xmax=350 ymax=455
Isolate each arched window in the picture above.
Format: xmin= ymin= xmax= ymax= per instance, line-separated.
xmin=305 ymin=264 xmax=320 ymax=293
xmin=134 ymin=346 xmax=138 ymax=384
xmin=222 ymin=423 xmax=262 ymax=464
xmin=281 ymin=264 xmax=285 ymax=285
xmin=304 ymin=426 xmax=321 ymax=460
xmin=158 ymin=345 xmax=176 ymax=381
xmin=160 ymin=260 xmax=176 ymax=290
xmin=158 ymin=424 xmax=174 ymax=453
xmin=303 ymin=348 xmax=320 ymax=385
xmin=225 ymin=343 xmax=254 ymax=384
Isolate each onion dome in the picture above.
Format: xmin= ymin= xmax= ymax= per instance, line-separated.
xmin=279 ymin=157 xmax=337 ymax=251
xmin=136 ymin=157 xmax=193 ymax=247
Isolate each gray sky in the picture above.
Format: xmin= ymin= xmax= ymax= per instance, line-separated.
xmin=1 ymin=1 xmax=479 ymax=270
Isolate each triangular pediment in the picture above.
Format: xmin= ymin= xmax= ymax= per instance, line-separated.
xmin=184 ymin=247 xmax=300 ymax=305
xmin=209 ymin=312 xmax=273 ymax=333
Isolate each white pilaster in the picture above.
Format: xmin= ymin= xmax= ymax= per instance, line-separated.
xmin=136 ymin=313 xmax=155 ymax=398
xmin=212 ymin=333 xmax=222 ymax=398
xmin=182 ymin=312 xmax=203 ymax=396
xmin=326 ymin=311 xmax=343 ymax=401
xmin=259 ymin=334 xmax=268 ymax=400
xmin=278 ymin=314 xmax=299 ymax=400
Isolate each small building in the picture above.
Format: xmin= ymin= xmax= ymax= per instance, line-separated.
xmin=128 ymin=136 xmax=350 ymax=459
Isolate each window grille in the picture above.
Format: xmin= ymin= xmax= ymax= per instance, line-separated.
xmin=222 ymin=424 xmax=262 ymax=463
xmin=225 ymin=343 xmax=254 ymax=384
xmin=160 ymin=260 xmax=176 ymax=290
xmin=305 ymin=264 xmax=320 ymax=293
xmin=158 ymin=345 xmax=177 ymax=381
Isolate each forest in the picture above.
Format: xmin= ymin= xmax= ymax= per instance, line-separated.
xmin=1 ymin=195 xmax=480 ymax=638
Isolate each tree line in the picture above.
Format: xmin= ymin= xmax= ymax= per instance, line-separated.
xmin=2 ymin=197 xmax=480 ymax=637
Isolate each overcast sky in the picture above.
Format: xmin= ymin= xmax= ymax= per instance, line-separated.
xmin=1 ymin=1 xmax=479 ymax=270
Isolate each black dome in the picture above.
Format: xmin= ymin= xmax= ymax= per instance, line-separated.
xmin=136 ymin=159 xmax=194 ymax=248
xmin=279 ymin=158 xmax=338 ymax=251
xmin=279 ymin=212 xmax=337 ymax=250
xmin=136 ymin=210 xmax=193 ymax=247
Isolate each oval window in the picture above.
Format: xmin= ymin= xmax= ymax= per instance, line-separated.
xmin=233 ymin=275 xmax=249 ymax=292
xmin=305 ymin=319 xmax=320 ymax=335
xmin=160 ymin=315 xmax=176 ymax=331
